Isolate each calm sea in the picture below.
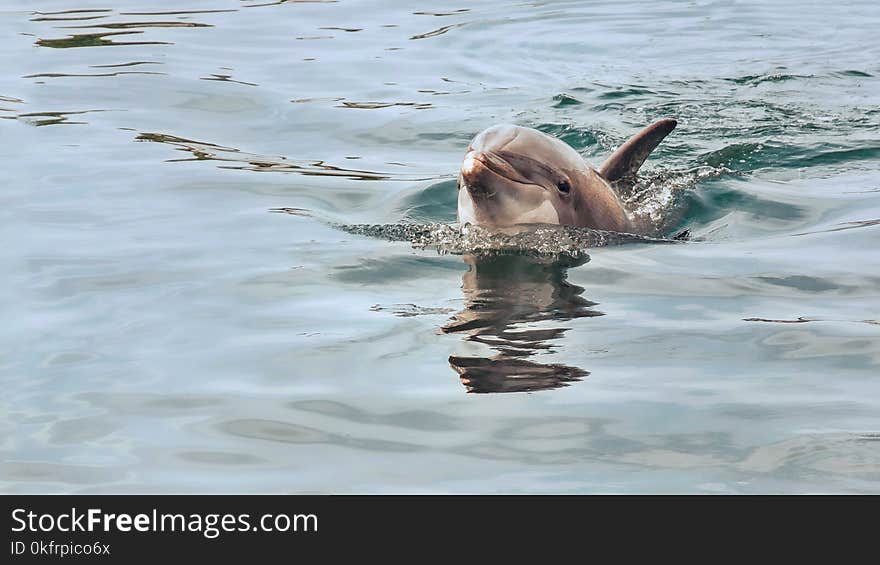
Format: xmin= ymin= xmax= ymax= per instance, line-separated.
xmin=3 ymin=0 xmax=880 ymax=493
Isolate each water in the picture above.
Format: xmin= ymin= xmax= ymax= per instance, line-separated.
xmin=3 ymin=0 xmax=880 ymax=493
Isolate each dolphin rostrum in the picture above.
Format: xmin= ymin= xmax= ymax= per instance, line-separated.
xmin=457 ymin=118 xmax=677 ymax=232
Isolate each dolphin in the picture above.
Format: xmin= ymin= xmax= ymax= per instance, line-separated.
xmin=457 ymin=118 xmax=677 ymax=232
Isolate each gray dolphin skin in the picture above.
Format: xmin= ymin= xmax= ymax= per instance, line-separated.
xmin=457 ymin=118 xmax=677 ymax=233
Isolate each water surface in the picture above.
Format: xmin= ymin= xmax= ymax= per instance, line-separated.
xmin=3 ymin=0 xmax=880 ymax=493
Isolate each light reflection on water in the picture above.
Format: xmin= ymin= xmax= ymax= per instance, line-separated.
xmin=2 ymin=0 xmax=880 ymax=493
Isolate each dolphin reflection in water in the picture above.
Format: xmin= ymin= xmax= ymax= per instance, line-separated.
xmin=442 ymin=253 xmax=602 ymax=393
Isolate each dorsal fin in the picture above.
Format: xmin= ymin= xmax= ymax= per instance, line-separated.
xmin=598 ymin=118 xmax=677 ymax=187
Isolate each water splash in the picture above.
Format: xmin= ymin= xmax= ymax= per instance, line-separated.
xmin=624 ymin=165 xmax=736 ymax=231
xmin=333 ymin=222 xmax=682 ymax=259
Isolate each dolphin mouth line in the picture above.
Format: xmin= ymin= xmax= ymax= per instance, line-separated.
xmin=471 ymin=151 xmax=519 ymax=182
xmin=466 ymin=151 xmax=538 ymax=193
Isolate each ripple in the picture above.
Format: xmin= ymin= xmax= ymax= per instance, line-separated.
xmin=410 ymin=23 xmax=466 ymax=40
xmin=725 ymin=73 xmax=813 ymax=87
xmin=552 ymin=93 xmax=583 ymax=107
xmin=370 ymin=303 xmax=454 ymax=317
xmin=535 ymin=123 xmax=601 ymax=152
xmin=89 ymin=61 xmax=162 ymax=68
xmin=338 ymin=101 xmax=432 ymax=110
xmin=291 ymin=96 xmax=343 ymax=103
xmin=23 ymin=71 xmax=164 ymax=79
xmin=763 ymin=330 xmax=880 ymax=363
xmin=739 ymin=434 xmax=880 ymax=479
xmin=59 ymin=21 xmax=213 ymax=29
xmin=754 ymin=275 xmax=844 ymax=293
xmin=414 ymin=10 xmax=470 ymax=17
xmin=17 ymin=109 xmax=108 ymax=127
xmin=135 ymin=132 xmax=437 ymax=181
xmin=332 ymin=255 xmax=460 ymax=284
xmin=176 ymin=451 xmax=264 ymax=465
xmin=699 ymin=142 xmax=880 ymax=172
xmin=243 ymin=0 xmax=339 ymax=8
xmin=597 ymin=86 xmax=658 ymax=99
xmin=744 ymin=317 xmax=813 ymax=324
xmin=76 ymin=392 xmax=225 ymax=415
xmin=31 ymin=14 xmax=110 ymax=22
xmin=288 ymin=400 xmax=459 ymax=431
xmin=792 ymin=218 xmax=880 ymax=237
xmin=833 ymin=69 xmax=873 ymax=78
xmin=48 ymin=416 xmax=119 ymax=444
xmin=120 ymin=10 xmax=240 ymax=16
xmin=218 ymin=419 xmax=424 ymax=452
xmin=36 ymin=30 xmax=172 ymax=49
xmin=1 ymin=461 xmax=124 ymax=486
xmin=200 ymin=73 xmax=258 ymax=87
xmin=745 ymin=317 xmax=880 ymax=326
xmin=319 ymin=26 xmax=362 ymax=32
xmin=32 ymin=9 xmax=112 ymax=15
xmin=31 ymin=9 xmax=112 ymax=22
xmin=392 ymin=180 xmax=459 ymax=222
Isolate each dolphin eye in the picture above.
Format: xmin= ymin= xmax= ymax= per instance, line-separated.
xmin=556 ymin=179 xmax=571 ymax=194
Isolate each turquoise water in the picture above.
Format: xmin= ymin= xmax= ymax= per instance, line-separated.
xmin=3 ymin=0 xmax=880 ymax=493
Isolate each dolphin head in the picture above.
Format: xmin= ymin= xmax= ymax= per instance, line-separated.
xmin=457 ymin=124 xmax=632 ymax=231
